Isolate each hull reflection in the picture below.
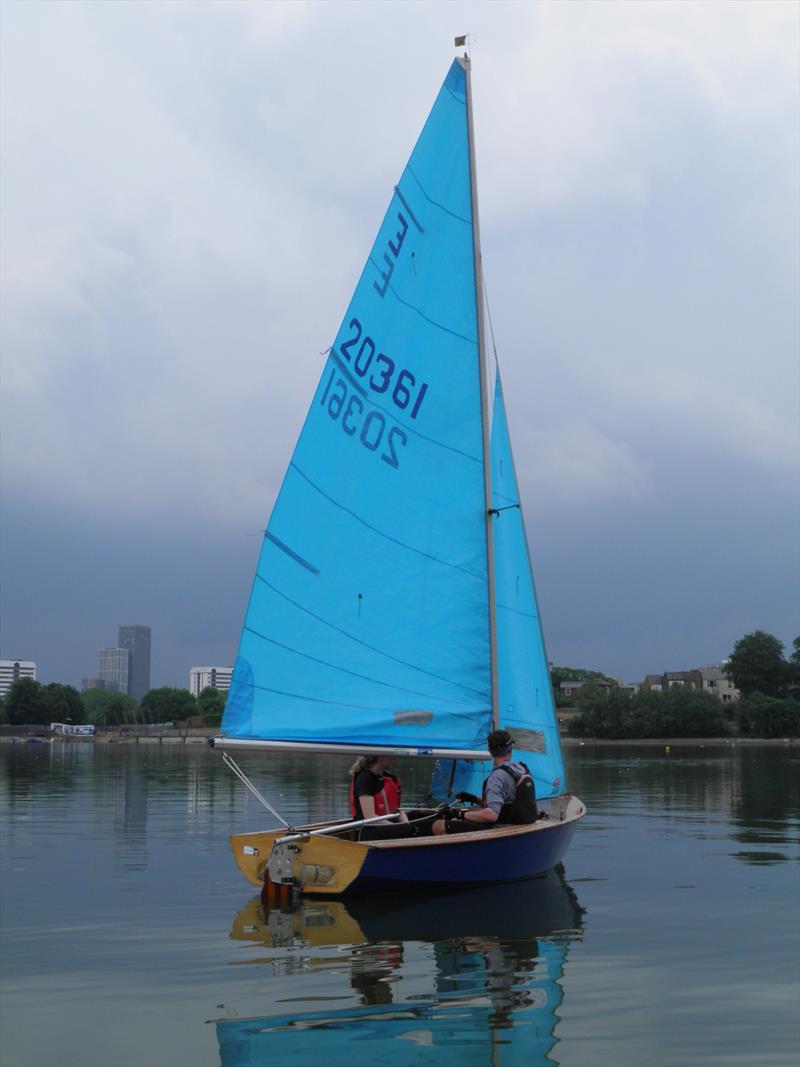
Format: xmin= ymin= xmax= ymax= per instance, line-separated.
xmin=217 ymin=866 xmax=584 ymax=1066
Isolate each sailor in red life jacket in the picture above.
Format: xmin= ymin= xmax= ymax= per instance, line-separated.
xmin=349 ymin=754 xmax=409 ymax=824
xmin=431 ymin=729 xmax=537 ymax=835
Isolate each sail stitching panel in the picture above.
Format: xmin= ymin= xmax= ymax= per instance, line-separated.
xmin=242 ymin=622 xmax=480 ymax=707
xmin=404 ymin=165 xmax=471 ymax=225
xmin=237 ymin=674 xmax=489 ymax=719
xmin=288 ymin=463 xmax=485 ymax=579
xmin=442 ymin=80 xmax=468 ymax=108
xmin=253 ymin=573 xmax=490 ymax=699
xmin=495 ymin=601 xmax=537 ymax=621
xmin=493 ymin=489 xmax=519 ymax=507
xmin=367 ymin=265 xmax=477 ymax=344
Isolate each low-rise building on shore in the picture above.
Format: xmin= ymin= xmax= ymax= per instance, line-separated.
xmin=189 ymin=666 xmax=233 ymax=698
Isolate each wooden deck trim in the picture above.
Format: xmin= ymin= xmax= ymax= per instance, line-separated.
xmin=365 ymin=814 xmax=565 ymax=849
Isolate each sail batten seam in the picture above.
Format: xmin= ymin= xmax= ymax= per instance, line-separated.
xmin=238 ymin=672 xmax=490 ymax=722
xmin=242 ymin=623 xmax=476 ymax=708
xmin=370 ymin=260 xmax=477 ymax=344
xmin=405 ymin=165 xmax=470 ymax=224
xmin=289 ymin=462 xmax=485 ymax=579
xmin=254 ymin=572 xmax=491 ymax=700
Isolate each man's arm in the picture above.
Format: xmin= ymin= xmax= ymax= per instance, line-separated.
xmin=460 ymin=805 xmax=498 ymax=825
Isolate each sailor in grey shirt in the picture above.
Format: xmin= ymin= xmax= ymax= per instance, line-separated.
xmin=432 ymin=728 xmax=523 ymax=835
xmin=484 ymin=759 xmax=529 ymax=816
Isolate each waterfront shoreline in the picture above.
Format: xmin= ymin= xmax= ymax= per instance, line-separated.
xmin=1 ymin=731 xmax=797 ymax=746
xmin=561 ymin=736 xmax=798 ymax=746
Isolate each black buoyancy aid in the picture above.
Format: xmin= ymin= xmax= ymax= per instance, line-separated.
xmin=349 ymin=771 xmax=402 ymax=819
xmin=482 ymin=761 xmax=538 ymax=824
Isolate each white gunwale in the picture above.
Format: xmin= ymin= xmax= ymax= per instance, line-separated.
xmin=243 ymin=796 xmax=584 ymax=851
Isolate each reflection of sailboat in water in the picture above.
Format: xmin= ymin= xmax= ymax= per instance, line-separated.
xmin=216 ymin=867 xmax=583 ymax=1066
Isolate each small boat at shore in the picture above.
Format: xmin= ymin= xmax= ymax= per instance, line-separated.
xmin=212 ymin=46 xmax=585 ymax=895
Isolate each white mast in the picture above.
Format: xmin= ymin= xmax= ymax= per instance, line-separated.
xmin=460 ymin=49 xmax=499 ymax=730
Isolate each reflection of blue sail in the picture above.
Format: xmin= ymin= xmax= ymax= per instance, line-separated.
xmin=430 ymin=374 xmax=566 ymax=803
xmin=216 ymin=870 xmax=582 ymax=1066
xmin=223 ymin=60 xmax=492 ymax=752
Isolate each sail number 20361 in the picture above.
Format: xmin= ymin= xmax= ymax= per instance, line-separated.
xmin=318 ymin=317 xmax=428 ymax=469
xmin=338 ymin=318 xmax=428 ymax=419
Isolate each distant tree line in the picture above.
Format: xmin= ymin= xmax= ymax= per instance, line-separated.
xmin=0 ymin=680 xmax=227 ymax=729
xmin=562 ymin=630 xmax=800 ymax=739
xmin=550 ymin=667 xmax=619 ymax=708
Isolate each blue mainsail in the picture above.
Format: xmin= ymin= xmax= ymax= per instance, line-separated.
xmin=222 ymin=60 xmax=493 ymax=751
xmin=490 ymin=372 xmax=566 ymax=799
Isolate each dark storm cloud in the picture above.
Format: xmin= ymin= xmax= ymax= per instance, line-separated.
xmin=1 ymin=1 xmax=797 ymax=686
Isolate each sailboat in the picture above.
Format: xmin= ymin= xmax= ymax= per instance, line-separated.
xmin=212 ymin=49 xmax=585 ymax=894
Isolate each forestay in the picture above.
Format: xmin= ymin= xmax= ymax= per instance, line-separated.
xmin=222 ymin=60 xmax=493 ymax=753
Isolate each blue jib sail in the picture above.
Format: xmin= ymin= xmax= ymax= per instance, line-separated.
xmin=429 ymin=372 xmax=567 ymax=801
xmin=491 ymin=372 xmax=567 ymax=798
xmin=223 ymin=60 xmax=492 ymax=751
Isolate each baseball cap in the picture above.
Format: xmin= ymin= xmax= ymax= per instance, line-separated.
xmin=487 ymin=729 xmax=514 ymax=756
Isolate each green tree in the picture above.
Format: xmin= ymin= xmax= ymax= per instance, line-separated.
xmin=40 ymin=683 xmax=85 ymax=724
xmin=197 ymin=686 xmax=226 ymax=727
xmin=5 ymin=677 xmax=46 ymax=725
xmin=570 ymin=686 xmax=727 ymax=739
xmin=737 ymin=693 xmax=800 ymax=738
xmin=140 ymin=687 xmax=197 ymax=724
xmin=81 ymin=688 xmax=138 ymax=726
xmin=724 ymin=631 xmax=790 ymax=697
xmin=550 ymin=666 xmax=619 ymax=687
xmin=789 ymin=638 xmax=800 ymax=690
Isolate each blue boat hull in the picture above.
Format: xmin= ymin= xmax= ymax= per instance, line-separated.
xmin=235 ymin=795 xmax=585 ymax=896
xmin=350 ymin=809 xmax=581 ymax=893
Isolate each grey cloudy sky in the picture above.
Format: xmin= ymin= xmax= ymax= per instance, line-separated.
xmin=1 ymin=0 xmax=798 ymax=689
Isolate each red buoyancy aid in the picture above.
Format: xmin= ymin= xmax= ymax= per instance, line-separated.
xmin=349 ymin=770 xmax=402 ymax=819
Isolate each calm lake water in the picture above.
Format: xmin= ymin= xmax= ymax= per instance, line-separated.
xmin=0 ymin=741 xmax=798 ymax=1067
